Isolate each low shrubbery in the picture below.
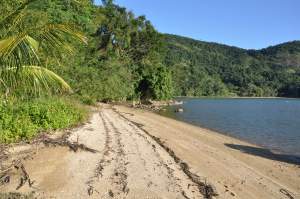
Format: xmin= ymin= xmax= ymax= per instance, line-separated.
xmin=0 ymin=97 xmax=88 ymax=143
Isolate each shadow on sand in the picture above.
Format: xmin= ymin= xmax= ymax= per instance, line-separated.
xmin=225 ymin=143 xmax=300 ymax=166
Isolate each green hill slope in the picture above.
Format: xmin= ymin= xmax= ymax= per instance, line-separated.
xmin=164 ymin=34 xmax=300 ymax=97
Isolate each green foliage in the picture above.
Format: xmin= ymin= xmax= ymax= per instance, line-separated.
xmin=44 ymin=0 xmax=173 ymax=102
xmin=194 ymin=76 xmax=229 ymax=97
xmin=0 ymin=0 xmax=89 ymax=144
xmin=0 ymin=66 xmax=72 ymax=98
xmin=0 ymin=0 xmax=87 ymax=98
xmin=0 ymin=97 xmax=87 ymax=143
xmin=165 ymin=34 xmax=300 ymax=98
xmin=136 ymin=64 xmax=173 ymax=100
xmin=151 ymin=66 xmax=173 ymax=100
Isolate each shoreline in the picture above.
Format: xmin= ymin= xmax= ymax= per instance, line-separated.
xmin=156 ymin=106 xmax=300 ymax=163
xmin=158 ymin=109 xmax=292 ymax=157
xmin=158 ymin=98 xmax=300 ymax=157
xmin=174 ymin=96 xmax=300 ymax=100
xmin=1 ymin=104 xmax=299 ymax=199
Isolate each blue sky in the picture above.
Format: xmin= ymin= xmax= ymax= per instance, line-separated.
xmin=95 ymin=0 xmax=300 ymax=49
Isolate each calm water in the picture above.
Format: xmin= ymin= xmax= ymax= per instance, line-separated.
xmin=162 ymin=98 xmax=300 ymax=156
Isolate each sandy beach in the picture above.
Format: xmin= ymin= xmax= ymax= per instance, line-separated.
xmin=1 ymin=104 xmax=299 ymax=199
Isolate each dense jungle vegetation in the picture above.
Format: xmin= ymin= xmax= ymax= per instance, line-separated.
xmin=165 ymin=35 xmax=300 ymax=97
xmin=0 ymin=0 xmax=299 ymax=142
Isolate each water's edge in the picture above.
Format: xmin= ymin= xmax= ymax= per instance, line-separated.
xmin=158 ymin=98 xmax=300 ymax=157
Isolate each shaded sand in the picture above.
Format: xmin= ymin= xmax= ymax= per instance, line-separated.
xmin=1 ymin=104 xmax=299 ymax=199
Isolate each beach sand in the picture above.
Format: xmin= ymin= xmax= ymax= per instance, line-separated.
xmin=1 ymin=104 xmax=299 ymax=199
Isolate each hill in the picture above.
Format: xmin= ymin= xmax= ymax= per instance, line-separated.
xmin=164 ymin=34 xmax=300 ymax=97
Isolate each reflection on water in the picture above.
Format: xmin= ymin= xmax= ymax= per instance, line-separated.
xmin=160 ymin=98 xmax=300 ymax=156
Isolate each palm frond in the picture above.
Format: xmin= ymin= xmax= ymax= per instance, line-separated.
xmin=0 ymin=24 xmax=87 ymax=69
xmin=0 ymin=34 xmax=40 ymax=69
xmin=36 ymin=24 xmax=88 ymax=58
xmin=0 ymin=66 xmax=72 ymax=96
xmin=0 ymin=34 xmax=39 ymax=56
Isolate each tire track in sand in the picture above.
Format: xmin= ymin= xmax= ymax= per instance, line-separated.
xmin=102 ymin=108 xmax=204 ymax=199
xmin=86 ymin=110 xmax=129 ymax=198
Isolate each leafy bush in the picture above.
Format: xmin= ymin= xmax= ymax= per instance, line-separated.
xmin=194 ymin=76 xmax=229 ymax=97
xmin=0 ymin=98 xmax=87 ymax=143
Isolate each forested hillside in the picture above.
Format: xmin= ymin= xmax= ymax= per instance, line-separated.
xmin=165 ymin=34 xmax=300 ymax=97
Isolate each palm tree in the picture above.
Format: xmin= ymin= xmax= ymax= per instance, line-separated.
xmin=0 ymin=0 xmax=87 ymax=99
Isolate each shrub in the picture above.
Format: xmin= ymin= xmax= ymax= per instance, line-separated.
xmin=0 ymin=97 xmax=87 ymax=143
xmin=194 ymin=76 xmax=229 ymax=97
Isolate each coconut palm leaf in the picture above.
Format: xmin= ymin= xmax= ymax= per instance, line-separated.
xmin=0 ymin=65 xmax=72 ymax=97
xmin=0 ymin=34 xmax=40 ymax=68
xmin=0 ymin=24 xmax=87 ymax=69
xmin=36 ymin=24 xmax=88 ymax=58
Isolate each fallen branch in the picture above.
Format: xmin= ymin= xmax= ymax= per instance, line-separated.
xmin=0 ymin=172 xmax=10 ymax=186
xmin=0 ymin=159 xmax=34 ymax=190
xmin=42 ymin=137 xmax=98 ymax=153
xmin=15 ymin=161 xmax=34 ymax=190
xmin=280 ymin=188 xmax=294 ymax=199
